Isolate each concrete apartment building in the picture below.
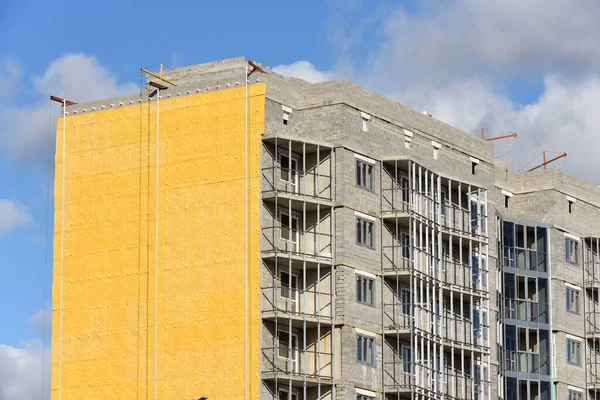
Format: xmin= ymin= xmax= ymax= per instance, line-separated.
xmin=494 ymin=164 xmax=600 ymax=400
xmin=49 ymin=56 xmax=598 ymax=400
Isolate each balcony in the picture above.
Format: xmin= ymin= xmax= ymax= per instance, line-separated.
xmin=437 ymin=318 xmax=489 ymax=352
xmin=381 ymin=162 xmax=488 ymax=242
xmin=261 ymin=265 xmax=333 ymax=327
xmin=261 ymin=346 xmax=333 ymax=387
xmin=585 ymin=238 xmax=600 ymax=288
xmin=382 ymin=303 xmax=413 ymax=335
xmin=261 ymin=223 xmax=333 ymax=269
xmin=382 ymin=244 xmax=412 ymax=277
xmin=503 ymin=247 xmax=548 ymax=273
xmin=588 ymin=356 xmax=600 ymax=390
xmin=436 ymin=257 xmax=488 ymax=296
xmin=382 ymin=191 xmax=486 ymax=242
xmin=383 ymin=304 xmax=488 ymax=352
xmin=262 ymin=166 xmax=333 ymax=208
xmin=444 ymin=372 xmax=486 ymax=400
xmin=504 ymin=298 xmax=549 ymax=324
xmin=261 ymin=140 xmax=333 ymax=209
xmin=383 ymin=244 xmax=487 ymax=296
xmin=586 ymin=311 xmax=600 ymax=340
xmin=383 ymin=363 xmax=486 ymax=400
xmin=504 ymin=350 xmax=550 ymax=375
xmin=383 ymin=361 xmax=413 ymax=393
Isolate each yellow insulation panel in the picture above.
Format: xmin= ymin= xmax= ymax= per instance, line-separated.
xmin=51 ymin=84 xmax=266 ymax=399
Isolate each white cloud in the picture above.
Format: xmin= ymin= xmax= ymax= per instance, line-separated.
xmin=273 ymin=61 xmax=335 ymax=83
xmin=0 ymin=200 xmax=32 ymax=234
xmin=277 ymin=1 xmax=600 ymax=183
xmin=0 ymin=53 xmax=137 ymax=163
xmin=369 ymin=0 xmax=600 ymax=86
xmin=0 ymin=340 xmax=50 ymax=400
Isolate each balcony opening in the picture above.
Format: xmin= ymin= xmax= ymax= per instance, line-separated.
xmin=280 ymin=212 xmax=299 ymax=252
xmin=400 ymin=176 xmax=409 ymax=203
xmin=279 ymin=153 xmax=298 ymax=193
xmin=277 ymin=330 xmax=299 ymax=372
xmin=279 ymin=270 xmax=298 ymax=312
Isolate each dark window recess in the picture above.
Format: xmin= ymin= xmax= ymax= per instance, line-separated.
xmin=356 ymin=217 xmax=375 ymax=248
xmin=357 ymin=335 xmax=375 ymax=364
xmin=356 ymin=159 xmax=374 ymax=190
xmin=566 ymin=287 xmax=580 ymax=314
xmin=356 ymin=275 xmax=375 ymax=306
xmin=401 ymin=233 xmax=410 ymax=259
xmin=565 ymin=238 xmax=579 ymax=265
xmin=567 ymin=338 xmax=582 ymax=366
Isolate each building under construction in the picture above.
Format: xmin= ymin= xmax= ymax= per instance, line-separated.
xmin=50 ymin=56 xmax=600 ymax=400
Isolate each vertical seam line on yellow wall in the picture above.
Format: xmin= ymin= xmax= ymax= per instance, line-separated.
xmin=154 ymin=89 xmax=160 ymax=400
xmin=244 ymin=65 xmax=249 ymax=400
xmin=58 ymin=99 xmax=66 ymax=400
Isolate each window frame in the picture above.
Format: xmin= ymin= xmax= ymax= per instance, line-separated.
xmin=566 ymin=286 xmax=581 ymax=314
xmin=401 ymin=232 xmax=410 ymax=259
xmin=356 ymin=334 xmax=376 ymax=365
xmin=566 ymin=237 xmax=580 ymax=265
xmin=401 ymin=345 xmax=411 ymax=374
xmin=356 ymin=217 xmax=376 ymax=249
xmin=279 ymin=270 xmax=299 ymax=311
xmin=568 ymin=389 xmax=583 ymax=400
xmin=400 ymin=288 xmax=412 ymax=316
xmin=277 ymin=329 xmax=299 ymax=373
xmin=356 ymin=159 xmax=375 ymax=191
xmin=400 ymin=176 xmax=410 ymax=203
xmin=356 ymin=274 xmax=376 ymax=307
xmin=567 ymin=338 xmax=582 ymax=367
xmin=440 ymin=188 xmax=447 ymax=218
xmin=473 ymin=307 xmax=482 ymax=338
xmin=279 ymin=211 xmax=300 ymax=248
xmin=278 ymin=152 xmax=299 ymax=190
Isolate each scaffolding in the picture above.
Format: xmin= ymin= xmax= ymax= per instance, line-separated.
xmin=584 ymin=238 xmax=600 ymax=396
xmin=381 ymin=159 xmax=491 ymax=400
xmin=260 ymin=137 xmax=335 ymax=400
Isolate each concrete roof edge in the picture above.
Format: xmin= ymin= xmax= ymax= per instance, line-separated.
xmin=501 ymin=168 xmax=600 ymax=207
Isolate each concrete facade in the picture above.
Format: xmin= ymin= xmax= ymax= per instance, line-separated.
xmin=55 ymin=56 xmax=600 ymax=400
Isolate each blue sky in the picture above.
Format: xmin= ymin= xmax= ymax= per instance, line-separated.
xmin=1 ymin=0 xmax=600 ymax=398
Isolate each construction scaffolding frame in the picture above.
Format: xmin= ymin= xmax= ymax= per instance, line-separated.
xmin=381 ymin=159 xmax=491 ymax=400
xmin=260 ymin=137 xmax=335 ymax=400
xmin=584 ymin=237 xmax=600 ymax=396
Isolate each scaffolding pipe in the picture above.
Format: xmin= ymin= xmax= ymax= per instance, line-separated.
xmin=57 ymin=98 xmax=66 ymax=400
xmin=153 ymin=87 xmax=160 ymax=400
